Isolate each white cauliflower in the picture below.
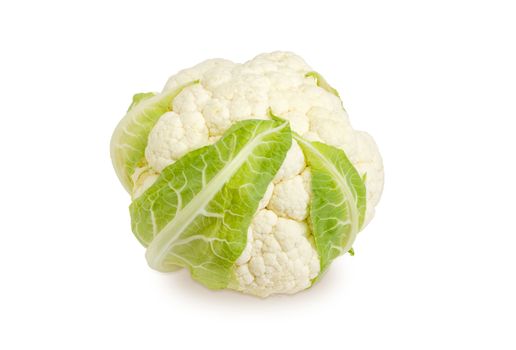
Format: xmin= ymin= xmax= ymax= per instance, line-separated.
xmin=114 ymin=52 xmax=384 ymax=297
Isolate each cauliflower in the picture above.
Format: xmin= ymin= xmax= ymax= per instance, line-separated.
xmin=111 ymin=52 xmax=384 ymax=297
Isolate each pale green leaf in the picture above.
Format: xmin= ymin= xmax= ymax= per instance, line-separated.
xmin=126 ymin=92 xmax=155 ymax=112
xmin=305 ymin=71 xmax=340 ymax=97
xmin=130 ymin=119 xmax=292 ymax=289
xmin=110 ymin=81 xmax=198 ymax=192
xmin=295 ymin=135 xmax=366 ymax=272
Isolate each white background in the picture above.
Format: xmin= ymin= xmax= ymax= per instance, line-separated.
xmin=1 ymin=0 xmax=515 ymax=349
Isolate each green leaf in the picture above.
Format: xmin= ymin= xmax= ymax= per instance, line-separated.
xmin=110 ymin=81 xmax=199 ymax=192
xmin=126 ymin=92 xmax=155 ymax=112
xmin=295 ymin=135 xmax=366 ymax=272
xmin=130 ymin=119 xmax=292 ymax=289
xmin=305 ymin=71 xmax=340 ymax=97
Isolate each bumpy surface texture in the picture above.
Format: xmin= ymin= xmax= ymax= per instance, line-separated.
xmin=135 ymin=52 xmax=383 ymax=296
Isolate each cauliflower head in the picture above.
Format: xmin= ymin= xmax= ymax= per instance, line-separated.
xmin=111 ymin=52 xmax=384 ymax=297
